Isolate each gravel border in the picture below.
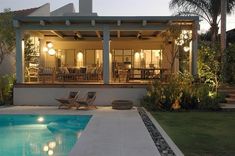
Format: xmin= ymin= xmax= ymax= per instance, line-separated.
xmin=138 ymin=107 xmax=176 ymax=156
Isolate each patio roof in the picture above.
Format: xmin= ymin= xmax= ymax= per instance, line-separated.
xmin=14 ymin=16 xmax=199 ymax=41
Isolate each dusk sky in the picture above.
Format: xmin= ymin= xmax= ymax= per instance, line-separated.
xmin=0 ymin=0 xmax=235 ymax=33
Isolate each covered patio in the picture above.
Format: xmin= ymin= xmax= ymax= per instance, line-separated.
xmin=14 ymin=16 xmax=199 ymax=85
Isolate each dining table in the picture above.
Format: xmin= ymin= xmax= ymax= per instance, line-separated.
xmin=129 ymin=68 xmax=168 ymax=80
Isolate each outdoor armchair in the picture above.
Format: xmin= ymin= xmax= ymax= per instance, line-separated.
xmin=76 ymin=92 xmax=97 ymax=110
xmin=56 ymin=91 xmax=80 ymax=109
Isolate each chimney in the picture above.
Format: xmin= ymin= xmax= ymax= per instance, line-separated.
xmin=79 ymin=0 xmax=97 ymax=16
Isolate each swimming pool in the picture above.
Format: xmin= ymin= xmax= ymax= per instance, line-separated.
xmin=0 ymin=115 xmax=92 ymax=156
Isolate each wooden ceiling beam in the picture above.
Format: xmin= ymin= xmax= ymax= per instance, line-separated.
xmin=50 ymin=30 xmax=63 ymax=39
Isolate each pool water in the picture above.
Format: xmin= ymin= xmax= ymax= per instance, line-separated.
xmin=0 ymin=115 xmax=91 ymax=156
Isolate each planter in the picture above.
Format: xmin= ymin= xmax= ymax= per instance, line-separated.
xmin=112 ymin=100 xmax=133 ymax=110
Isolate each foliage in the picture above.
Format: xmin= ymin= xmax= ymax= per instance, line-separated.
xmin=198 ymin=42 xmax=221 ymax=92
xmin=223 ymin=43 xmax=235 ymax=84
xmin=0 ymin=74 xmax=15 ymax=105
xmin=141 ymin=72 xmax=222 ymax=111
xmin=169 ymin=0 xmax=235 ymax=43
xmin=24 ymin=34 xmax=36 ymax=67
xmin=141 ymin=80 xmax=163 ymax=111
xmin=0 ymin=9 xmax=15 ymax=65
xmin=161 ymin=25 xmax=192 ymax=73
xmin=196 ymin=84 xmax=221 ymax=110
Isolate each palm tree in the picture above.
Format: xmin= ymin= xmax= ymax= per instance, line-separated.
xmin=221 ymin=0 xmax=227 ymax=52
xmin=169 ymin=0 xmax=235 ymax=43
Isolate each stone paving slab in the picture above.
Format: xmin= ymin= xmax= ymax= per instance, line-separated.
xmin=0 ymin=106 xmax=160 ymax=156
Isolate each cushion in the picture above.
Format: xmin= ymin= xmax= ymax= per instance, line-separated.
xmin=59 ymin=67 xmax=64 ymax=73
xmin=68 ymin=67 xmax=75 ymax=73
xmin=69 ymin=92 xmax=78 ymax=98
xmin=43 ymin=68 xmax=52 ymax=74
xmin=63 ymin=67 xmax=69 ymax=74
xmin=88 ymin=92 xmax=96 ymax=99
xmin=91 ymin=68 xmax=97 ymax=74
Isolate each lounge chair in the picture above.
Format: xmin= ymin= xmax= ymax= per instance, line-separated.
xmin=76 ymin=92 xmax=97 ymax=110
xmin=56 ymin=91 xmax=80 ymax=109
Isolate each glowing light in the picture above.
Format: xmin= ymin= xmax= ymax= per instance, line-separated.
xmin=48 ymin=141 xmax=56 ymax=149
xmin=48 ymin=150 xmax=54 ymax=156
xmin=184 ymin=46 xmax=190 ymax=52
xmin=77 ymin=132 xmax=82 ymax=138
xmin=37 ymin=117 xmax=44 ymax=122
xmin=208 ymin=91 xmax=215 ymax=97
xmin=176 ymin=39 xmax=184 ymax=46
xmin=48 ymin=49 xmax=56 ymax=56
xmin=47 ymin=42 xmax=53 ymax=48
xmin=22 ymin=40 xmax=25 ymax=52
xmin=57 ymin=51 xmax=61 ymax=58
xmin=43 ymin=145 xmax=49 ymax=152
xmin=135 ymin=52 xmax=140 ymax=58
xmin=76 ymin=52 xmax=84 ymax=67
xmin=43 ymin=47 xmax=48 ymax=52
xmin=154 ymin=50 xmax=160 ymax=57
xmin=140 ymin=52 xmax=144 ymax=59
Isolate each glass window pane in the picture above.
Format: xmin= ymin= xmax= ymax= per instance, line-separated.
xmin=152 ymin=50 xmax=161 ymax=68
xmin=124 ymin=50 xmax=132 ymax=55
xmin=85 ymin=50 xmax=95 ymax=66
xmin=115 ymin=50 xmax=123 ymax=55
xmin=115 ymin=56 xmax=123 ymax=63
xmin=144 ymin=50 xmax=151 ymax=68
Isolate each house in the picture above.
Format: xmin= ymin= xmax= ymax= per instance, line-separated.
xmin=226 ymin=28 xmax=235 ymax=45
xmin=13 ymin=0 xmax=199 ymax=106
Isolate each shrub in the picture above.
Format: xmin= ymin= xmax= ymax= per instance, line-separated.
xmin=141 ymin=72 xmax=222 ymax=111
xmin=198 ymin=42 xmax=221 ymax=92
xmin=223 ymin=43 xmax=235 ymax=84
xmin=180 ymin=89 xmax=198 ymax=110
xmin=141 ymin=80 xmax=163 ymax=111
xmin=196 ymin=84 xmax=221 ymax=111
xmin=0 ymin=74 xmax=15 ymax=105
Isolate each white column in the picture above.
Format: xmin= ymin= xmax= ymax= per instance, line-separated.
xmin=16 ymin=29 xmax=24 ymax=83
xmin=102 ymin=27 xmax=110 ymax=84
xmin=192 ymin=21 xmax=198 ymax=76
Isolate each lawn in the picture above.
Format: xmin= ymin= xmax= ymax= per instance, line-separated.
xmin=152 ymin=111 xmax=235 ymax=156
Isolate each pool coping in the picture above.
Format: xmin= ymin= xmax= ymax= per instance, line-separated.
xmin=0 ymin=106 xmax=161 ymax=156
xmin=141 ymin=107 xmax=184 ymax=156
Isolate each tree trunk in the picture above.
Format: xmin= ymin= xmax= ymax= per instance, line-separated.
xmin=210 ymin=22 xmax=219 ymax=46
xmin=221 ymin=0 xmax=227 ymax=57
xmin=221 ymin=0 xmax=227 ymax=82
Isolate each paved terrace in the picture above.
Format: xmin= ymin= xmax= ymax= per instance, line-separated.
xmin=0 ymin=106 xmax=160 ymax=156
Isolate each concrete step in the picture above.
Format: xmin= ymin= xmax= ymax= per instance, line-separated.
xmin=220 ymin=103 xmax=235 ymax=110
xmin=225 ymin=98 xmax=235 ymax=104
xmin=219 ymin=86 xmax=235 ymax=89
xmin=228 ymin=94 xmax=235 ymax=98
xmin=219 ymin=89 xmax=235 ymax=94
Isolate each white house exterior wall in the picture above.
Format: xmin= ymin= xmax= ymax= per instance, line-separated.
xmin=14 ymin=87 xmax=147 ymax=106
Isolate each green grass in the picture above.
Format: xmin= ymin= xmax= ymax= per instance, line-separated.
xmin=152 ymin=111 xmax=235 ymax=156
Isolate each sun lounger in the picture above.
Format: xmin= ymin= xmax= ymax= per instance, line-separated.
xmin=56 ymin=91 xmax=80 ymax=109
xmin=76 ymin=92 xmax=97 ymax=110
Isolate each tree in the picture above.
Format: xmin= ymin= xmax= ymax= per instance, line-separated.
xmin=0 ymin=8 xmax=15 ymax=65
xmin=221 ymin=0 xmax=227 ymax=71
xmin=161 ymin=25 xmax=192 ymax=74
xmin=169 ymin=0 xmax=235 ymax=44
xmin=198 ymin=42 xmax=221 ymax=92
xmin=24 ymin=34 xmax=36 ymax=68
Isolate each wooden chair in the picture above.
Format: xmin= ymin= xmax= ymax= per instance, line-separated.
xmin=38 ymin=67 xmax=55 ymax=83
xmin=26 ymin=67 xmax=39 ymax=82
xmin=76 ymin=92 xmax=97 ymax=110
xmin=56 ymin=91 xmax=80 ymax=109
